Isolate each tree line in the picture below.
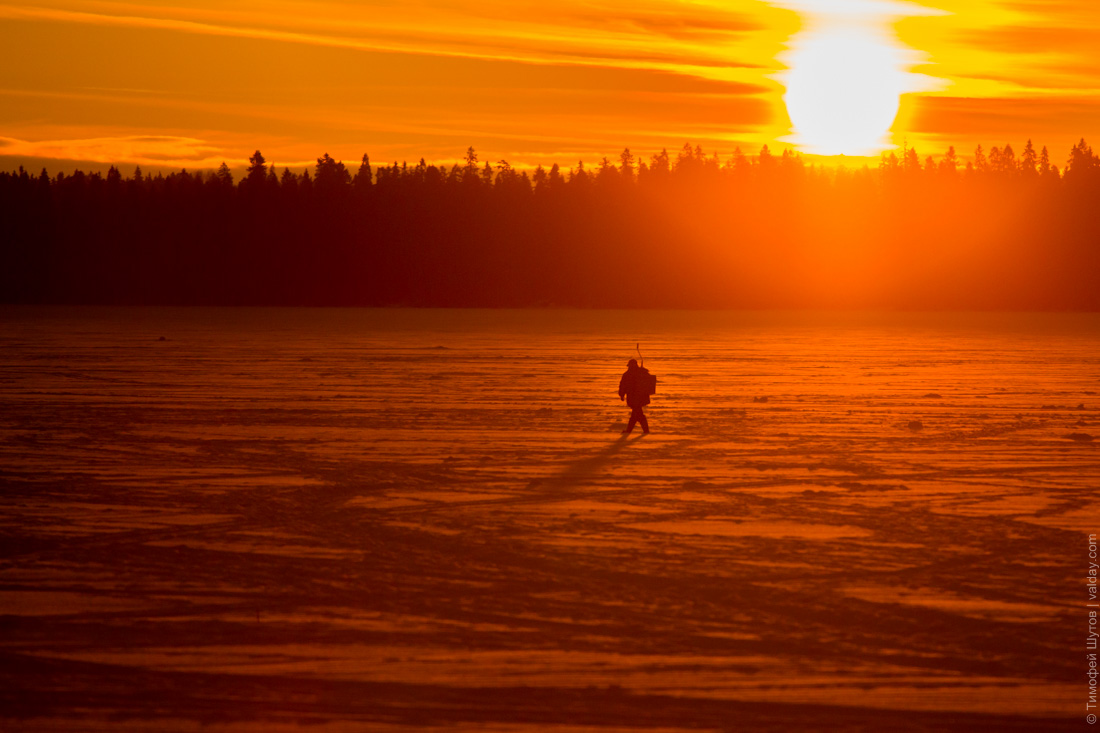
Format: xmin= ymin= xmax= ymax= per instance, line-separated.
xmin=1 ymin=139 xmax=1098 ymax=308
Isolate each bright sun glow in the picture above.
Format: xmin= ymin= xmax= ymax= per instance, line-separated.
xmin=775 ymin=0 xmax=944 ymax=156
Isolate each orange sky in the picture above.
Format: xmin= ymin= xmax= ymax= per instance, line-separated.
xmin=1 ymin=0 xmax=1098 ymax=173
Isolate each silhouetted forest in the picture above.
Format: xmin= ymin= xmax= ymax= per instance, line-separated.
xmin=2 ymin=140 xmax=1098 ymax=308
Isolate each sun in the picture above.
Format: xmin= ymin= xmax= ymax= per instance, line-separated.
xmin=782 ymin=22 xmax=909 ymax=156
xmin=775 ymin=0 xmax=944 ymax=157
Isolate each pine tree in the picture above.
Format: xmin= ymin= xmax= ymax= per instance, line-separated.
xmin=280 ymin=167 xmax=297 ymax=193
xmin=903 ymin=145 xmax=921 ymax=174
xmin=353 ymin=154 xmax=372 ymax=189
xmin=619 ymin=148 xmax=635 ymax=182
xmin=1000 ymin=143 xmax=1016 ymax=174
xmin=245 ymin=150 xmax=267 ymax=188
xmin=547 ymin=163 xmax=564 ymax=190
xmin=732 ymin=147 xmax=750 ymax=176
xmin=215 ymin=161 xmax=233 ymax=187
xmin=570 ymin=160 xmax=589 ymax=186
xmin=1020 ymin=139 xmax=1038 ymax=177
xmin=1067 ymin=138 xmax=1096 ymax=181
xmin=939 ymin=146 xmax=958 ymax=175
xmin=972 ymin=145 xmax=987 ymax=173
xmin=677 ymin=142 xmax=697 ymax=173
xmin=596 ymin=156 xmax=618 ymax=186
xmin=650 ymin=149 xmax=670 ymax=177
xmin=758 ymin=144 xmax=773 ymax=170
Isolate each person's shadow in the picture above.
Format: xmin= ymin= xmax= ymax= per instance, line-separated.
xmin=531 ymin=434 xmax=637 ymax=493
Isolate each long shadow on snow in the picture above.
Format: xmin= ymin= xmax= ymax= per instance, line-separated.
xmin=531 ymin=434 xmax=639 ymax=493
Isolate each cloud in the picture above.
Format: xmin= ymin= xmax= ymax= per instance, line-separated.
xmin=0 ymin=1 xmax=787 ymax=169
xmin=0 ymin=2 xmax=771 ymax=81
xmin=959 ymin=25 xmax=1099 ymax=55
xmin=907 ymin=95 xmax=1100 ymax=139
xmin=1002 ymin=0 xmax=1098 ymax=18
xmin=5 ymin=0 xmax=1097 ymax=167
xmin=950 ymin=66 xmax=1100 ymax=91
xmin=555 ymin=7 xmax=764 ymax=41
xmin=767 ymin=0 xmax=945 ymax=20
xmin=0 ymin=134 xmax=227 ymax=167
xmin=938 ymin=23 xmax=1100 ymax=94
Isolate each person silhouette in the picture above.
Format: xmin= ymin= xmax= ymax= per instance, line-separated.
xmin=618 ymin=358 xmax=651 ymax=435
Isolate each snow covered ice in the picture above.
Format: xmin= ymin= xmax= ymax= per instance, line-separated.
xmin=1 ymin=307 xmax=1097 ymax=731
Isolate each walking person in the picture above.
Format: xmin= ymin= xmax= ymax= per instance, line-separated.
xmin=618 ymin=358 xmax=653 ymax=435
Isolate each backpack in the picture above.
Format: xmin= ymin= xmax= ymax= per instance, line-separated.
xmin=638 ymin=368 xmax=657 ymax=396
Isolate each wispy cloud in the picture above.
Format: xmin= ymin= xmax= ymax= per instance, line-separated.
xmin=0 ymin=133 xmax=227 ymax=167
xmin=0 ymin=2 xmax=772 ymax=82
xmin=900 ymin=0 xmax=1100 ymax=96
xmin=960 ymin=24 xmax=1096 ymax=54
xmin=908 ymin=94 xmax=1100 ymax=140
xmin=1 ymin=0 xmax=1098 ymax=169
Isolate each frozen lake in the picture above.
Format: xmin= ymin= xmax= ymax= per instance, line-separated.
xmin=1 ymin=307 xmax=1098 ymax=731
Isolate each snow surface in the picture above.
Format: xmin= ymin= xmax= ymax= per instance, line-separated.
xmin=1 ymin=307 xmax=1097 ymax=731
